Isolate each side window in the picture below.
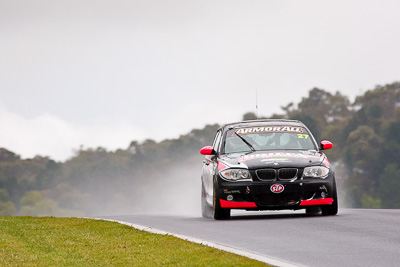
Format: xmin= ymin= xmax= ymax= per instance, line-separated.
xmin=212 ymin=130 xmax=223 ymax=153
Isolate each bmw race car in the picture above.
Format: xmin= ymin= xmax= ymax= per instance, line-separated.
xmin=200 ymin=119 xmax=338 ymax=220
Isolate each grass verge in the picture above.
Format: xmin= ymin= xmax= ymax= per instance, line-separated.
xmin=0 ymin=217 xmax=269 ymax=266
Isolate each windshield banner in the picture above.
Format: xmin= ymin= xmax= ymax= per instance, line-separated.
xmin=235 ymin=126 xmax=304 ymax=135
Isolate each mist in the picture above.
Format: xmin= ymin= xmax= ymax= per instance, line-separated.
xmin=332 ymin=161 xmax=351 ymax=209
xmin=84 ymin=160 xmax=203 ymax=217
xmin=10 ymin=129 xmax=217 ymax=219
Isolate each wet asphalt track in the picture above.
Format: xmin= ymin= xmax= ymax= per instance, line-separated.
xmin=101 ymin=209 xmax=400 ymax=267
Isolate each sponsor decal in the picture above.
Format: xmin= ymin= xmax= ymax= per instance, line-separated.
xmin=239 ymin=152 xmax=319 ymax=162
xmin=224 ymin=190 xmax=241 ymax=194
xmin=227 ymin=195 xmax=233 ymax=201
xmin=261 ymin=158 xmax=290 ymax=163
xmin=301 ymin=150 xmax=318 ymax=155
xmin=235 ymin=126 xmax=304 ymax=135
xmin=261 ymin=158 xmax=289 ymax=161
xmin=270 ymin=184 xmax=285 ymax=193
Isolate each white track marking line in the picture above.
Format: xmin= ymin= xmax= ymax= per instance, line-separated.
xmin=95 ymin=218 xmax=303 ymax=267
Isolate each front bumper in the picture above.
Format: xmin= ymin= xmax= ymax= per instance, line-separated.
xmin=220 ymin=198 xmax=334 ymax=208
xmin=217 ymin=177 xmax=335 ymax=210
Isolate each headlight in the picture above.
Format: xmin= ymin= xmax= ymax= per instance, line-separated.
xmin=220 ymin=169 xmax=251 ymax=181
xmin=303 ymin=166 xmax=330 ymax=179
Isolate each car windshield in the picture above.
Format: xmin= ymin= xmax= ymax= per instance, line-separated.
xmin=223 ymin=126 xmax=316 ymax=154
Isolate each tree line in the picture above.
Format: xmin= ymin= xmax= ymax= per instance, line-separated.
xmin=0 ymin=82 xmax=399 ymax=216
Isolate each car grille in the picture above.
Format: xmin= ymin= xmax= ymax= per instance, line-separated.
xmin=278 ymin=168 xmax=298 ymax=180
xmin=255 ymin=169 xmax=276 ymax=181
xmin=256 ymin=168 xmax=298 ymax=181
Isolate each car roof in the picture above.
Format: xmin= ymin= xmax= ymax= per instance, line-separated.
xmin=220 ymin=119 xmax=305 ymax=131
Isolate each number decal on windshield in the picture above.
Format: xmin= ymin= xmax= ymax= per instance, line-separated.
xmin=297 ymin=134 xmax=309 ymax=139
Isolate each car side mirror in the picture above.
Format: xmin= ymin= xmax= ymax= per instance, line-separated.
xmin=200 ymin=146 xmax=216 ymax=155
xmin=320 ymin=140 xmax=333 ymax=150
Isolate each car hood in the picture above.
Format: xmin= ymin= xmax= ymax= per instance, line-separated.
xmin=218 ymin=150 xmax=327 ymax=169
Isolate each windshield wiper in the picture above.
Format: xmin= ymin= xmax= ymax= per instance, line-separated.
xmin=234 ymin=132 xmax=256 ymax=152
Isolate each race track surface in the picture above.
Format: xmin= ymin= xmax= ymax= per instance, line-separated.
xmin=101 ymin=209 xmax=400 ymax=267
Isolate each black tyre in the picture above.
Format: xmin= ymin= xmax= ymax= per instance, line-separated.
xmin=321 ymin=177 xmax=338 ymax=216
xmin=305 ymin=206 xmax=321 ymax=215
xmin=201 ymin=182 xmax=213 ymax=218
xmin=213 ymin=180 xmax=230 ymax=220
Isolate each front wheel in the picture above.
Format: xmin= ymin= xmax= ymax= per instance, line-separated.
xmin=305 ymin=206 xmax=321 ymax=215
xmin=201 ymin=182 xmax=212 ymax=218
xmin=213 ymin=180 xmax=230 ymax=220
xmin=321 ymin=178 xmax=338 ymax=216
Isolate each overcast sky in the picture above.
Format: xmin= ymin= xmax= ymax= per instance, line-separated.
xmin=1 ymin=0 xmax=399 ymax=161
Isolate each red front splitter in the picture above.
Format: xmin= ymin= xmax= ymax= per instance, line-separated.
xmin=299 ymin=198 xmax=334 ymax=206
xmin=220 ymin=199 xmax=257 ymax=208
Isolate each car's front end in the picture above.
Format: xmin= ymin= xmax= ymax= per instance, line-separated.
xmin=215 ymin=151 xmax=336 ymax=211
xmin=200 ymin=120 xmax=338 ymax=219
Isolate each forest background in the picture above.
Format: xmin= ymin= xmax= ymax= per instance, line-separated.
xmin=1 ymin=82 xmax=399 ymax=216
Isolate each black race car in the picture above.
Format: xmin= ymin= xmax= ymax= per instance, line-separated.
xmin=200 ymin=119 xmax=338 ymax=220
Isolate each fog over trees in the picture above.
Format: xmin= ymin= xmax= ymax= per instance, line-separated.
xmin=1 ymin=82 xmax=399 ymax=216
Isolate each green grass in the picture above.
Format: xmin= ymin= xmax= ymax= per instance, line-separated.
xmin=0 ymin=217 xmax=269 ymax=266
